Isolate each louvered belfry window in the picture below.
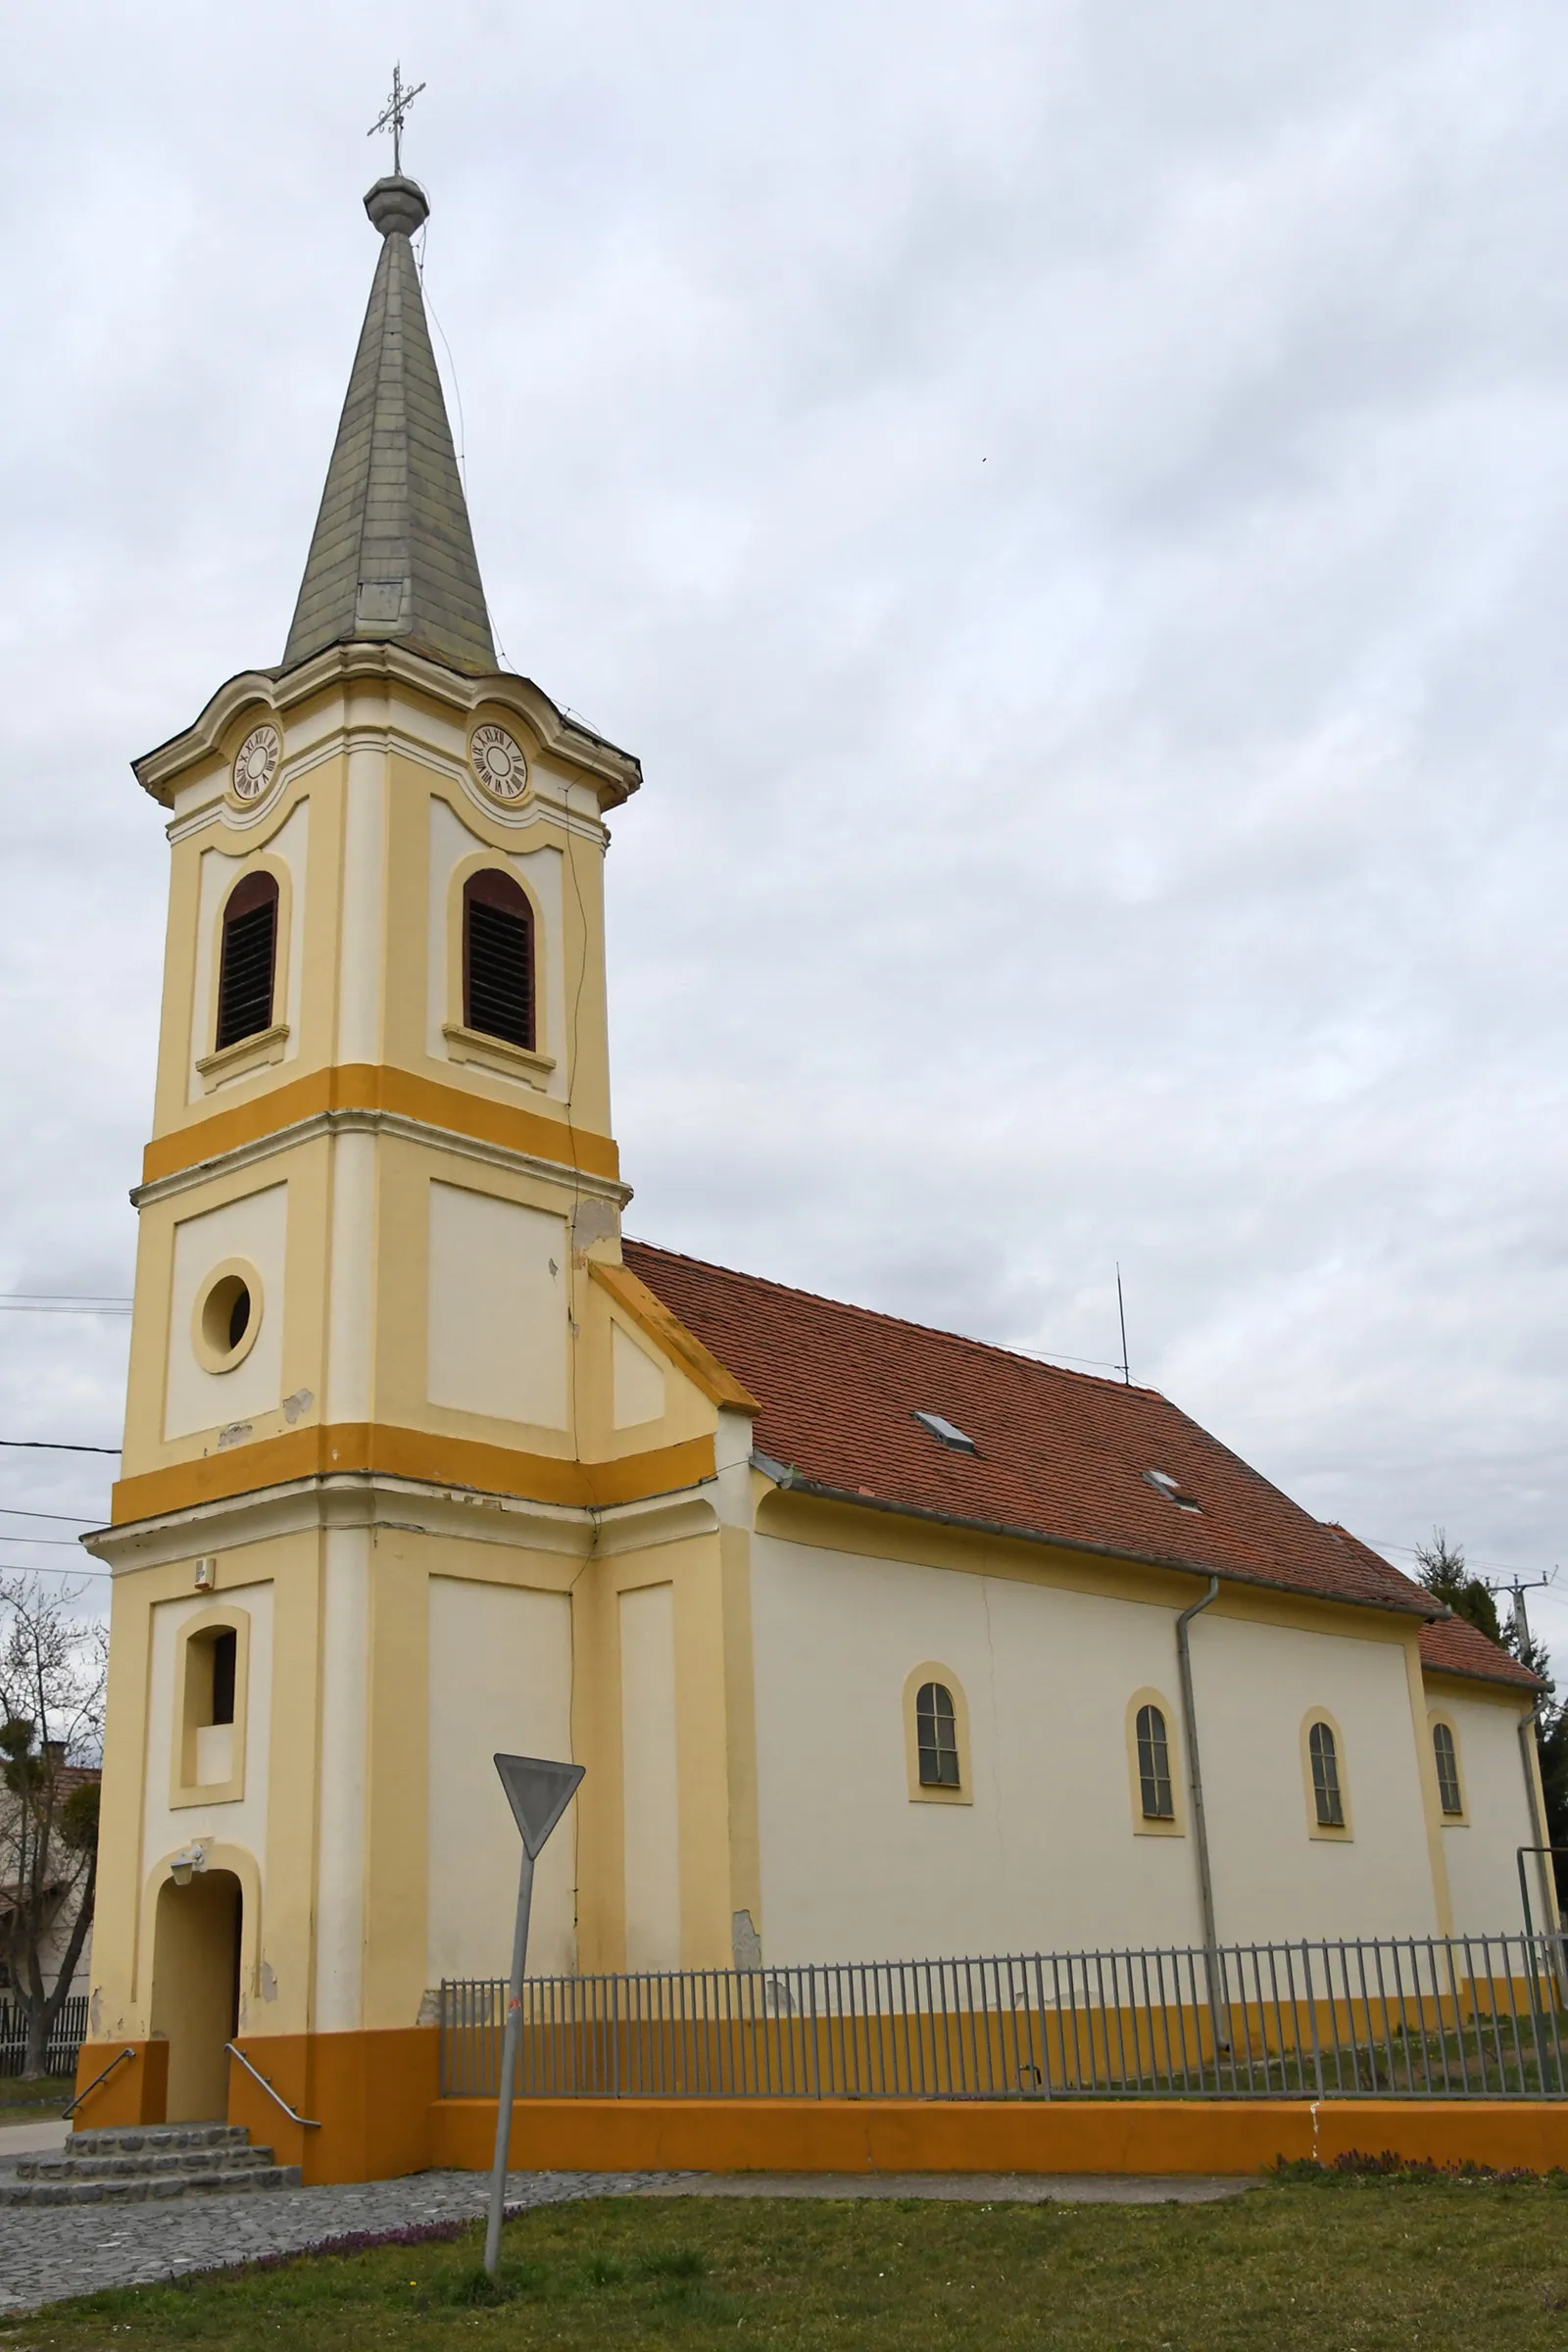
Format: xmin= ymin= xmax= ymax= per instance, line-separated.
xmin=464 ymin=869 xmax=535 ymax=1050
xmin=215 ymin=872 xmax=279 ymax=1051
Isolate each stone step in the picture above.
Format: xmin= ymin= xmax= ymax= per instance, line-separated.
xmin=0 ymin=2163 xmax=302 ymax=2206
xmin=22 ymin=2144 xmax=276 ymax=2181
xmin=69 ymin=2124 xmax=250 ymax=2154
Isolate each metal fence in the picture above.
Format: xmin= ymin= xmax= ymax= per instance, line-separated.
xmin=440 ymin=1934 xmax=1568 ymax=2102
xmin=0 ymin=1994 xmax=86 ymax=2080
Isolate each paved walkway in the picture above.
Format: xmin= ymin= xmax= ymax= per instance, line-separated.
xmin=0 ymin=2145 xmax=1256 ymax=2312
xmin=0 ymin=2167 xmax=663 ymax=2311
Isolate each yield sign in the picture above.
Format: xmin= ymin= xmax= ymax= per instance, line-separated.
xmin=493 ymin=1754 xmax=584 ymax=1860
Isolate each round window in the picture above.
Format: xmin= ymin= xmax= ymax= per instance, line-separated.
xmin=191 ymin=1260 xmax=264 ymax=1373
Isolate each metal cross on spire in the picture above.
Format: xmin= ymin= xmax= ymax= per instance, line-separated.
xmin=368 ymin=63 xmax=426 ymax=176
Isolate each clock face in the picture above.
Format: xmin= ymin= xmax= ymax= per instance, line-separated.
xmin=470 ymin=723 xmax=528 ymax=802
xmin=232 ymin=725 xmax=281 ymax=804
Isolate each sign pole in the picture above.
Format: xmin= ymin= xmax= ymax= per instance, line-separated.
xmin=483 ymin=1842 xmax=535 ymax=2278
xmin=480 ymin=1753 xmax=584 ymax=2282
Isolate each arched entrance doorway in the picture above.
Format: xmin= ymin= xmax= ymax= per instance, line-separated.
xmin=150 ymin=1869 xmax=242 ymax=2122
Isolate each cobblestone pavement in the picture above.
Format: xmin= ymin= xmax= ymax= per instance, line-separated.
xmin=0 ymin=2168 xmax=664 ymax=2311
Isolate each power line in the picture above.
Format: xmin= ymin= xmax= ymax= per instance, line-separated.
xmin=1370 ymin=1537 xmax=1565 ymax=1584
xmin=0 ymin=1535 xmax=93 ymax=1547
xmin=0 ymin=1296 xmax=130 ymax=1317
xmin=0 ymin=1441 xmax=120 ymax=1455
xmin=0 ymin=1507 xmax=98 ymax=1526
xmin=0 ymin=1562 xmax=110 ymax=1581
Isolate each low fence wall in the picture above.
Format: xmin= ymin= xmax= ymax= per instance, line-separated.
xmin=441 ymin=1935 xmax=1568 ymax=2102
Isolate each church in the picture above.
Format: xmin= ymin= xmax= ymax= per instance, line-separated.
xmin=76 ymin=162 xmax=1546 ymax=2172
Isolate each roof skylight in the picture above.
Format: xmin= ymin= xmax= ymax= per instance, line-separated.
xmin=1145 ymin=1467 xmax=1202 ymax=1512
xmin=913 ymin=1410 xmax=978 ymax=1454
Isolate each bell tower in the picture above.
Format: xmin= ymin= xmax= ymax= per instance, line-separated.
xmin=113 ymin=169 xmax=638 ymax=1517
xmin=79 ymin=167 xmax=760 ymax=2170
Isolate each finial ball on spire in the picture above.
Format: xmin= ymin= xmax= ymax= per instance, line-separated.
xmin=365 ymin=176 xmax=429 ymax=239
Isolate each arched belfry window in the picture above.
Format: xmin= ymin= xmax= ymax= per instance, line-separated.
xmin=215 ymin=873 xmax=279 ymax=1051
xmin=464 ymin=869 xmax=535 ymax=1050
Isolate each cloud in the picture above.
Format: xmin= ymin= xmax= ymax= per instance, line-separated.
xmin=3 ymin=0 xmax=1568 ymax=1667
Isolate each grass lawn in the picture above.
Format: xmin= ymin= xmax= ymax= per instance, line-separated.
xmin=13 ymin=2174 xmax=1568 ymax=2350
xmin=0 ymin=2076 xmax=72 ymax=2116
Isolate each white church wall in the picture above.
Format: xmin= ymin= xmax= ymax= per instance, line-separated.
xmin=324 ymin=1130 xmax=376 ymax=1423
xmin=612 ymin=1323 xmax=667 ymax=1429
xmin=314 ymin=1529 xmax=368 ymax=2034
xmin=140 ymin=1580 xmax=273 ymax=1906
xmin=619 ymin=1582 xmax=682 ymax=1969
xmin=1430 ymin=1690 xmax=1538 ymax=1933
xmin=425 ymin=1182 xmax=568 ymax=1428
xmin=1191 ymin=1611 xmax=1439 ymax=1942
xmin=750 ymin=1532 xmax=1451 ymax=1965
xmin=338 ymin=746 xmax=386 ymax=1066
xmin=750 ymin=1534 xmax=1204 ymax=1965
xmin=425 ymin=1576 xmax=576 ymax=1985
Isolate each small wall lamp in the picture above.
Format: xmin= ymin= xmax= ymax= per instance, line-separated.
xmin=170 ymin=1843 xmax=208 ymax=1887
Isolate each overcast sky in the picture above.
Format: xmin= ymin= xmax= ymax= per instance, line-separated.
xmin=3 ymin=1 xmax=1568 ymax=1671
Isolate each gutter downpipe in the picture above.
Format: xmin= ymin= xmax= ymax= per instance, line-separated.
xmin=1177 ymin=1575 xmax=1227 ymax=2057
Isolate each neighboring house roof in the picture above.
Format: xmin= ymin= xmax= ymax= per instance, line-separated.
xmin=623 ymin=1241 xmax=1446 ymax=1622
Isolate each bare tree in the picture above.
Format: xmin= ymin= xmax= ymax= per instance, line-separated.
xmin=0 ymin=1579 xmax=106 ymax=2078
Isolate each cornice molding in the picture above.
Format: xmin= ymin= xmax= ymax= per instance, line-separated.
xmin=85 ymin=1467 xmax=718 ymax=1575
xmin=131 ymin=1101 xmax=634 ymax=1210
xmin=132 ymin=644 xmax=641 ymax=811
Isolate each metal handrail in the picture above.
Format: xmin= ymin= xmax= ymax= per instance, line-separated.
xmin=62 ymin=2044 xmax=134 ymax=2121
xmin=224 ymin=2042 xmax=320 ymax=2128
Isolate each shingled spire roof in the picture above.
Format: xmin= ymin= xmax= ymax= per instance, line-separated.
xmin=282 ymin=175 xmax=497 ymax=677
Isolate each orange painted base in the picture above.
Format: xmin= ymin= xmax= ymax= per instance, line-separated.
xmin=430 ymin=2094 xmax=1568 ymax=2180
xmin=71 ymin=2033 xmax=1568 ymax=2183
xmin=225 ymin=2030 xmax=440 ymax=2186
xmin=71 ymin=2040 xmax=169 ymax=2131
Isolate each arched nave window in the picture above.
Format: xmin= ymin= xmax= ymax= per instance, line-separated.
xmin=916 ymin=1683 xmax=960 ymax=1788
xmin=1432 ymin=1720 xmax=1464 ymax=1818
xmin=904 ymin=1665 xmax=971 ymax=1803
xmin=215 ymin=873 xmax=279 ymax=1050
xmin=1125 ymin=1690 xmax=1183 ymax=1834
xmin=1305 ymin=1717 xmax=1348 ymax=1834
xmin=1135 ymin=1703 xmax=1175 ymax=1821
xmin=464 ymin=868 xmax=535 ymax=1050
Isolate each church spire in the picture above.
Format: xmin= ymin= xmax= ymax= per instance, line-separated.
xmin=281 ymin=172 xmax=497 ymax=677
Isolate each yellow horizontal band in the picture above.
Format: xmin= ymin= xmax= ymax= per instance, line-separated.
xmin=111 ymin=1423 xmax=713 ymax=1527
xmin=141 ymin=1063 xmax=620 ymax=1188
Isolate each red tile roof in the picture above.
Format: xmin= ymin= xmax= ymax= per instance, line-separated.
xmin=1417 ymin=1615 xmax=1543 ymax=1690
xmin=1322 ymin=1525 xmax=1544 ymax=1690
xmin=625 ymin=1240 xmax=1453 ymax=1624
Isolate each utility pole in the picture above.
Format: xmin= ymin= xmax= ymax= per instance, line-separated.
xmin=1488 ymin=1570 xmax=1555 ymax=1657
